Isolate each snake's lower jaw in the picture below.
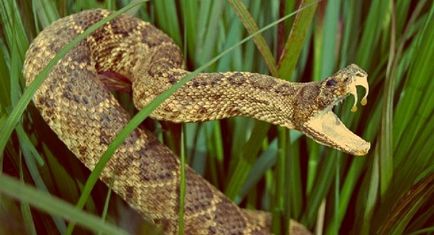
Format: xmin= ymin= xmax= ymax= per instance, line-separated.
xmin=302 ymin=111 xmax=370 ymax=156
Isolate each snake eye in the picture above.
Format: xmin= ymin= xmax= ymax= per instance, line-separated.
xmin=326 ymin=79 xmax=337 ymax=87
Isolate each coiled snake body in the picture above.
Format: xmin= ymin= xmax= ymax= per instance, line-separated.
xmin=23 ymin=9 xmax=370 ymax=234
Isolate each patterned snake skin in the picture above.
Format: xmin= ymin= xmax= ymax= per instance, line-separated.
xmin=23 ymin=9 xmax=370 ymax=234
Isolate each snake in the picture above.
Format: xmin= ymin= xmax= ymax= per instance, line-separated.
xmin=23 ymin=9 xmax=370 ymax=234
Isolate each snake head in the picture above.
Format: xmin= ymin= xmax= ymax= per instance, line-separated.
xmin=298 ymin=64 xmax=370 ymax=156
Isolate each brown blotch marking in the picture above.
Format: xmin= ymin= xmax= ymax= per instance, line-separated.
xmin=44 ymin=109 xmax=55 ymax=120
xmin=72 ymin=94 xmax=81 ymax=103
xmin=89 ymin=25 xmax=108 ymax=43
xmin=228 ymin=108 xmax=240 ymax=116
xmin=147 ymin=61 xmax=167 ymax=78
xmin=98 ymin=104 xmax=127 ymax=146
xmin=214 ymin=197 xmax=246 ymax=231
xmin=37 ymin=96 xmax=55 ymax=108
xmin=184 ymin=171 xmax=214 ymax=213
xmin=78 ymin=146 xmax=87 ymax=156
xmin=53 ymin=22 xmax=79 ymax=39
xmin=112 ymin=140 xmax=139 ymax=175
xmin=67 ymin=46 xmax=92 ymax=65
xmin=163 ymin=106 xmax=173 ymax=113
xmin=62 ymin=89 xmax=74 ymax=101
xmin=292 ymin=85 xmax=321 ymax=124
xmin=167 ymin=73 xmax=178 ymax=84
xmin=212 ymin=93 xmax=222 ymax=100
xmin=196 ymin=77 xmax=209 ymax=87
xmin=227 ymin=72 xmax=245 ymax=86
xmin=100 ymin=112 xmax=115 ymax=128
xmin=140 ymin=24 xmax=172 ymax=47
xmin=73 ymin=9 xmax=106 ymax=29
xmin=67 ymin=68 xmax=113 ymax=106
xmin=274 ymin=83 xmax=297 ymax=96
xmin=82 ymin=96 xmax=89 ymax=105
xmin=111 ymin=52 xmax=124 ymax=66
xmin=138 ymin=138 xmax=178 ymax=182
xmin=208 ymin=226 xmax=217 ymax=235
xmin=110 ymin=16 xmax=138 ymax=37
xmin=191 ymin=80 xmax=200 ymax=88
xmin=198 ymin=106 xmax=207 ymax=115
xmin=150 ymin=44 xmax=183 ymax=68
xmin=30 ymin=45 xmax=41 ymax=54
xmin=298 ymin=84 xmax=320 ymax=104
xmin=99 ymin=132 xmax=111 ymax=145
xmin=63 ymin=83 xmax=89 ymax=105
xmin=125 ymin=185 xmax=135 ymax=199
xmin=210 ymin=73 xmax=225 ymax=86
xmin=251 ymin=97 xmax=270 ymax=106
xmin=251 ymin=76 xmax=277 ymax=90
xmin=153 ymin=219 xmax=174 ymax=233
xmin=47 ymin=39 xmax=63 ymax=52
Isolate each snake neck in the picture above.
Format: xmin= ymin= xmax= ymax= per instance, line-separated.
xmin=133 ymin=69 xmax=310 ymax=129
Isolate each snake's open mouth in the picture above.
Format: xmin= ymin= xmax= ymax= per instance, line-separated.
xmin=303 ymin=74 xmax=370 ymax=156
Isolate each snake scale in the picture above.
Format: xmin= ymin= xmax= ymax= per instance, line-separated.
xmin=23 ymin=9 xmax=370 ymax=234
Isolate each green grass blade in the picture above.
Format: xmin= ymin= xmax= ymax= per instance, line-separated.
xmin=302 ymin=152 xmax=337 ymax=227
xmin=32 ymin=0 xmax=59 ymax=28
xmin=288 ymin=139 xmax=302 ymax=218
xmin=277 ymin=0 xmax=319 ymax=79
xmin=19 ymin=158 xmax=37 ymax=235
xmin=378 ymin=1 xmax=395 ymax=197
xmin=98 ymin=187 xmax=112 ymax=235
xmin=178 ymin=125 xmax=186 ymax=235
xmin=206 ymin=121 xmax=224 ymax=186
xmin=216 ymin=16 xmax=243 ymax=71
xmin=380 ymin=174 xmax=434 ymax=234
xmin=271 ymin=128 xmax=291 ymax=235
xmin=361 ymin=154 xmax=380 ymax=235
xmin=228 ymin=0 xmax=279 ymax=76
xmin=356 ymin=0 xmax=389 ymax=68
xmin=20 ymin=131 xmax=68 ymax=232
xmin=194 ymin=0 xmax=212 ymax=65
xmin=410 ymin=227 xmax=434 ymax=235
xmin=394 ymin=5 xmax=433 ymax=161
xmin=0 ymin=174 xmax=127 ymax=235
xmin=153 ymin=0 xmax=181 ymax=45
xmin=196 ymin=1 xmax=225 ymax=66
xmin=16 ymin=126 xmax=44 ymax=166
xmin=225 ymin=121 xmax=270 ymax=201
xmin=239 ymin=139 xmax=278 ymax=199
xmin=0 ymin=41 xmax=11 ymax=112
xmin=326 ymin=158 xmax=366 ymax=234
xmin=181 ymin=0 xmax=198 ymax=59
xmin=0 ymin=0 xmax=29 ymax=62
xmin=319 ymin=0 xmax=340 ymax=77
xmin=105 ymin=0 xmax=116 ymax=11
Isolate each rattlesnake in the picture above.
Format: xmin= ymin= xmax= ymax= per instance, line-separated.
xmin=23 ymin=9 xmax=370 ymax=234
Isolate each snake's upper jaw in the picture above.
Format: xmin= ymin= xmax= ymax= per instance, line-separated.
xmin=302 ymin=111 xmax=370 ymax=156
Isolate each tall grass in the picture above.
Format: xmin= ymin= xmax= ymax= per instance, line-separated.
xmin=0 ymin=1 xmax=433 ymax=234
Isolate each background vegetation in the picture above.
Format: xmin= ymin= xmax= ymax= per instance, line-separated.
xmin=0 ymin=0 xmax=433 ymax=234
